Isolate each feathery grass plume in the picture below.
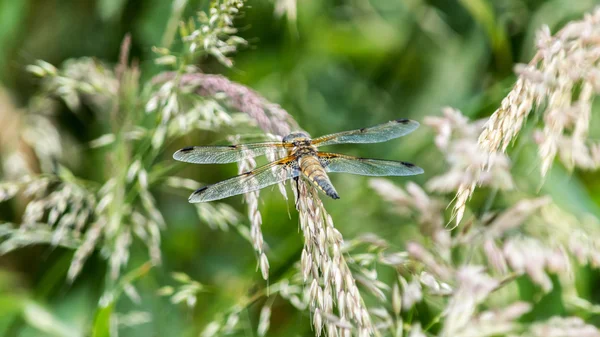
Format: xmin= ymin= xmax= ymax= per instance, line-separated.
xmin=185 ymin=275 xmax=307 ymax=337
xmin=157 ymin=272 xmax=205 ymax=308
xmin=294 ymin=180 xmax=373 ymax=336
xmin=1 ymin=35 xmax=255 ymax=284
xmin=151 ymin=0 xmax=297 ymax=263
xmin=114 ymin=311 xmax=152 ymax=329
xmin=146 ymin=0 xmax=254 ymax=147
xmin=153 ymin=81 xmax=295 ymax=283
xmin=152 ymin=72 xmax=299 ymax=137
xmin=452 ymin=8 xmax=600 ymax=225
xmin=483 ymin=200 xmax=600 ymax=293
xmin=440 ymin=266 xmax=501 ymax=337
xmin=479 ymin=197 xmax=554 ymax=276
xmin=1 ymin=0 xmax=280 ymax=284
xmin=26 ymin=58 xmax=118 ymax=113
xmin=148 ymin=0 xmax=251 ymax=140
xmin=1 ymin=44 xmax=168 ymax=282
xmin=151 ymin=71 xmax=299 ymax=283
xmin=369 ymin=179 xmax=450 ymax=254
xmin=0 ymin=172 xmax=92 ymax=252
xmin=527 ymin=316 xmax=600 ymax=336
xmin=396 ymin=180 xmax=586 ymax=295
xmin=237 ymin=155 xmax=270 ymax=280
xmin=445 ymin=301 xmax=532 ymax=337
xmin=0 ymin=89 xmax=64 ymax=179
xmin=532 ymin=203 xmax=600 ymax=270
xmin=502 ymin=237 xmax=555 ymax=292
xmin=408 ymin=324 xmax=427 ymax=337
xmin=256 ymin=233 xmax=415 ymax=336
xmin=340 ymin=234 xmax=447 ymax=336
xmin=368 ymin=172 xmax=597 ymax=333
xmin=166 ymin=142 xmax=244 ymax=235
xmin=156 ymin=0 xmax=247 ymax=68
xmin=425 ymin=107 xmax=514 ymax=226
xmin=228 ymin=133 xmax=290 ymax=281
xmin=274 ymin=0 xmax=297 ymax=23
xmin=2 ymin=60 xmax=112 ymax=179
xmin=149 ymin=0 xmax=298 ymax=284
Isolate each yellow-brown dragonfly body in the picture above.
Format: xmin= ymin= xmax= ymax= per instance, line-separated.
xmin=173 ymin=119 xmax=423 ymax=202
xmin=285 ymin=132 xmax=339 ymax=199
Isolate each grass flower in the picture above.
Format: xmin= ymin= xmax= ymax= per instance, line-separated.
xmin=453 ymin=9 xmax=600 ymax=225
xmin=3 ymin=3 xmax=600 ymax=337
xmin=295 ymin=180 xmax=373 ymax=336
xmin=425 ymin=108 xmax=514 ymax=226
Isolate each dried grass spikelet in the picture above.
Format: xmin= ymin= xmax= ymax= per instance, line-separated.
xmin=452 ymin=9 xmax=600 ymax=226
xmin=294 ymin=179 xmax=373 ymax=336
xmin=441 ymin=266 xmax=500 ymax=337
xmin=369 ymin=178 xmax=452 ymax=260
xmin=157 ymin=0 xmax=247 ymax=68
xmin=151 ymin=72 xmax=299 ymax=137
xmin=151 ymin=69 xmax=299 ymax=283
xmin=444 ymin=301 xmax=532 ymax=337
xmin=237 ymin=156 xmax=270 ymax=280
xmin=0 ymin=89 xmax=39 ymax=179
xmin=0 ymin=86 xmax=82 ymax=180
xmin=3 ymin=39 xmax=167 ymax=282
xmin=229 ymin=133 xmax=288 ymax=281
xmin=425 ymin=108 xmax=513 ymax=227
xmin=528 ymin=316 xmax=600 ymax=336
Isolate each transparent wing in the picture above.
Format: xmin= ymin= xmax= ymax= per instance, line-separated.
xmin=173 ymin=142 xmax=288 ymax=164
xmin=189 ymin=157 xmax=299 ymax=202
xmin=311 ymin=119 xmax=419 ymax=147
xmin=319 ymin=153 xmax=424 ymax=176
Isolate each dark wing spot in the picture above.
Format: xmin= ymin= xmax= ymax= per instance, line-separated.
xmin=228 ymin=145 xmax=239 ymax=148
xmin=180 ymin=146 xmax=194 ymax=152
xmin=189 ymin=186 xmax=209 ymax=202
xmin=192 ymin=186 xmax=208 ymax=195
xmin=401 ymin=161 xmax=415 ymax=167
xmin=395 ymin=119 xmax=410 ymax=124
xmin=359 ymin=127 xmax=367 ymax=133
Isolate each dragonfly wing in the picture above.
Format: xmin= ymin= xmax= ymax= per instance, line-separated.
xmin=319 ymin=153 xmax=423 ymax=176
xmin=189 ymin=156 xmax=300 ymax=202
xmin=173 ymin=142 xmax=287 ymax=164
xmin=311 ymin=119 xmax=419 ymax=147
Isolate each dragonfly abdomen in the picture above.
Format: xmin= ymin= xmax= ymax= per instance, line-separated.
xmin=299 ymin=155 xmax=339 ymax=199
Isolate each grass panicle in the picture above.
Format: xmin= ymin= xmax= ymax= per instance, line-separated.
xmin=453 ymin=9 xmax=600 ymax=226
xmin=2 ymin=3 xmax=600 ymax=337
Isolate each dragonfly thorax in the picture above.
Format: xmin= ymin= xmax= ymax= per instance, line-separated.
xmin=282 ymin=132 xmax=311 ymax=145
xmin=291 ymin=146 xmax=318 ymax=158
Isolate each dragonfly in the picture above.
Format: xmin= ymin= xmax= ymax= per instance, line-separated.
xmin=173 ymin=119 xmax=423 ymax=202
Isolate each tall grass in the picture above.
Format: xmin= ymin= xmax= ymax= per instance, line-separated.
xmin=1 ymin=1 xmax=600 ymax=337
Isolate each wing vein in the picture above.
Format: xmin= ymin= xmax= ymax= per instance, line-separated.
xmin=318 ymin=152 xmax=423 ymax=176
xmin=312 ymin=119 xmax=419 ymax=147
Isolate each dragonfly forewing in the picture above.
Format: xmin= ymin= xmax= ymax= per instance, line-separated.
xmin=173 ymin=142 xmax=288 ymax=164
xmin=189 ymin=157 xmax=300 ymax=202
xmin=311 ymin=119 xmax=419 ymax=147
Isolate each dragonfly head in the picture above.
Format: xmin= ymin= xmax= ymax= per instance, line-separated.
xmin=283 ymin=132 xmax=311 ymax=145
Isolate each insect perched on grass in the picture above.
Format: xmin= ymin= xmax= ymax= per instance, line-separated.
xmin=174 ymin=119 xmax=424 ymax=202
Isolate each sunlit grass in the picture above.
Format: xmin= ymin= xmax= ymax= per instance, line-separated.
xmin=1 ymin=1 xmax=600 ymax=337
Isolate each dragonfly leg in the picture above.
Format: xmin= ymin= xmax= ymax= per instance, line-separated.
xmin=293 ymin=176 xmax=300 ymax=208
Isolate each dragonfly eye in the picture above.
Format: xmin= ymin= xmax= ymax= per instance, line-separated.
xmin=283 ymin=132 xmax=310 ymax=143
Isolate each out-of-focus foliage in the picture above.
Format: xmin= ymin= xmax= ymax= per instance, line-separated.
xmin=1 ymin=0 xmax=600 ymax=337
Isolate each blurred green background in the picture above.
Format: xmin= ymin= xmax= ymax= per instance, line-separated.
xmin=1 ymin=0 xmax=600 ymax=336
